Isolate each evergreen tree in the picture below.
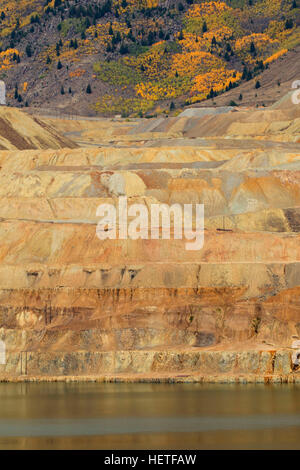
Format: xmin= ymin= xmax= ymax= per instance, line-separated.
xmin=25 ymin=44 xmax=32 ymax=57
xmin=250 ymin=41 xmax=256 ymax=55
xmin=242 ymin=66 xmax=248 ymax=80
xmin=285 ymin=18 xmax=294 ymax=29
xmin=120 ymin=43 xmax=129 ymax=54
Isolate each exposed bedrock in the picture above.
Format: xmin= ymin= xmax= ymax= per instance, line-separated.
xmin=1 ymin=284 xmax=300 ymax=359
xmin=0 ymin=349 xmax=294 ymax=380
xmin=0 ymin=105 xmax=299 ymax=380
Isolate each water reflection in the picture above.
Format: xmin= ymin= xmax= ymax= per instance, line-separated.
xmin=0 ymin=383 xmax=299 ymax=449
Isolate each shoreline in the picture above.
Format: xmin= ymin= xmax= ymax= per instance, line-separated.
xmin=1 ymin=372 xmax=300 ymax=384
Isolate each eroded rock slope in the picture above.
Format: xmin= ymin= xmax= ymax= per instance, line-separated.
xmin=0 ymin=103 xmax=300 ymax=380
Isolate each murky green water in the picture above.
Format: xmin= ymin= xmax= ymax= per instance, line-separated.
xmin=0 ymin=382 xmax=300 ymax=449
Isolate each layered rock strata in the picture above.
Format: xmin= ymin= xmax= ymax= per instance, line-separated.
xmin=0 ymin=104 xmax=300 ymax=381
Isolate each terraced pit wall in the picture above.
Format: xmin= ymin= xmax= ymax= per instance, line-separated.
xmin=0 ymin=104 xmax=299 ymax=381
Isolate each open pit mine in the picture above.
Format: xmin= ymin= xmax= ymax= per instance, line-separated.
xmin=0 ymin=97 xmax=300 ymax=383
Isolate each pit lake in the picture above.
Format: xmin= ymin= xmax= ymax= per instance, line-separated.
xmin=0 ymin=382 xmax=300 ymax=449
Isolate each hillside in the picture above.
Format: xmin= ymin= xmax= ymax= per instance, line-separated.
xmin=0 ymin=0 xmax=299 ymax=116
xmin=0 ymin=106 xmax=77 ymax=149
